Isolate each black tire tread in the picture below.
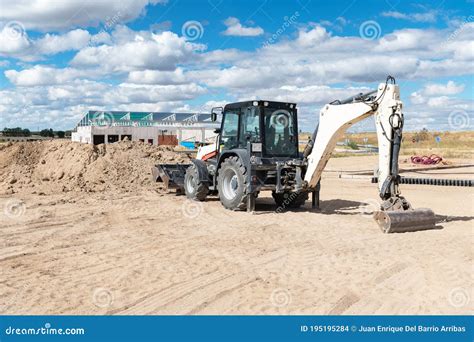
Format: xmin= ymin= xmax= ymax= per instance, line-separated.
xmin=185 ymin=164 xmax=208 ymax=201
xmin=217 ymin=156 xmax=248 ymax=211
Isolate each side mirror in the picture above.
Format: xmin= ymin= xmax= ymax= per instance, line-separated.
xmin=210 ymin=106 xmax=223 ymax=122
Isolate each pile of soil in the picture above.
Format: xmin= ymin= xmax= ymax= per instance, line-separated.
xmin=0 ymin=140 xmax=192 ymax=195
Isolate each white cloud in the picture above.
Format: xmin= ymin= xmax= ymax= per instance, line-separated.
xmin=72 ymin=30 xmax=204 ymax=72
xmin=105 ymin=83 xmax=206 ymax=104
xmin=410 ymin=91 xmax=425 ymax=105
xmin=190 ymin=54 xmax=420 ymax=90
xmin=0 ymin=27 xmax=93 ymax=60
xmin=410 ymin=81 xmax=466 ymax=106
xmin=423 ymin=81 xmax=465 ymax=96
xmin=381 ymin=10 xmax=439 ymax=23
xmin=5 ymin=66 xmax=71 ymax=86
xmin=0 ymin=79 xmax=207 ymax=129
xmin=1 ymin=23 xmax=473 ymax=131
xmin=0 ymin=0 xmax=166 ymax=31
xmin=446 ymin=38 xmax=474 ymax=61
xmin=127 ymin=68 xmax=187 ymax=85
xmin=222 ymin=17 xmax=264 ymax=37
xmin=409 ymin=80 xmax=468 ymax=119
xmin=405 ymin=94 xmax=473 ymax=131
xmin=295 ymin=25 xmax=330 ymax=46
xmin=407 ymin=81 xmax=472 ymax=130
xmin=5 ymin=65 xmax=100 ymax=86
xmin=319 ymin=17 xmax=349 ymax=32
xmin=0 ymin=24 xmax=31 ymax=54
xmin=375 ymin=29 xmax=438 ymax=52
xmin=200 ymin=48 xmax=249 ymax=65
xmin=36 ymin=29 xmax=91 ymax=54
xmin=238 ymin=84 xmax=372 ymax=106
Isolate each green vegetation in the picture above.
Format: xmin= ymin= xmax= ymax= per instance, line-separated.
xmin=2 ymin=127 xmax=31 ymax=137
xmin=40 ymin=129 xmax=55 ymax=137
xmin=346 ymin=140 xmax=359 ymax=150
xmin=2 ymin=127 xmax=68 ymax=139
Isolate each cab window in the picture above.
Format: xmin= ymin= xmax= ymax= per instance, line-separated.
xmin=239 ymin=106 xmax=260 ymax=147
xmin=263 ymin=108 xmax=298 ymax=157
xmin=220 ymin=110 xmax=239 ymax=150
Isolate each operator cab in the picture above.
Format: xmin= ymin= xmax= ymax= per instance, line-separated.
xmin=212 ymin=100 xmax=299 ymax=159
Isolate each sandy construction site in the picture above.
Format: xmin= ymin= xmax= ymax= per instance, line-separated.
xmin=0 ymin=140 xmax=472 ymax=315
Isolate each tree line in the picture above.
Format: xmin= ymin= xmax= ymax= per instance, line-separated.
xmin=2 ymin=127 xmax=66 ymax=138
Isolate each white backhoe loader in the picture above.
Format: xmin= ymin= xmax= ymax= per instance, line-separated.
xmin=153 ymin=76 xmax=437 ymax=233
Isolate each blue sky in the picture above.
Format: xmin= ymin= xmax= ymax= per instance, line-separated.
xmin=0 ymin=0 xmax=472 ymax=131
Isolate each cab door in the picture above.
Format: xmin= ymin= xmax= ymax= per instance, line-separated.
xmin=219 ymin=109 xmax=240 ymax=152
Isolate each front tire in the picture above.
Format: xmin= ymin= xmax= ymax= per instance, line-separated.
xmin=217 ymin=156 xmax=248 ymax=210
xmin=184 ymin=164 xmax=208 ymax=201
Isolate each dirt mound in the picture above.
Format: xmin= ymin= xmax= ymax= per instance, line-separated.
xmin=0 ymin=140 xmax=192 ymax=195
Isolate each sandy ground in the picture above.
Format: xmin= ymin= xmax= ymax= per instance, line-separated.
xmin=1 ymin=153 xmax=472 ymax=315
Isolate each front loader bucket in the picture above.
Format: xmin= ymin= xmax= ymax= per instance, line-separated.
xmin=152 ymin=164 xmax=191 ymax=191
xmin=373 ymin=208 xmax=437 ymax=233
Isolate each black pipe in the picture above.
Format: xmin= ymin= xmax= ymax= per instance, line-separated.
xmin=303 ymin=123 xmax=318 ymax=158
xmin=330 ymin=90 xmax=377 ymax=105
xmin=372 ymin=176 xmax=473 ymax=187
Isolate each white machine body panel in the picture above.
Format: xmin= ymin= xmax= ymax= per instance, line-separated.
xmin=304 ymin=83 xmax=402 ymax=193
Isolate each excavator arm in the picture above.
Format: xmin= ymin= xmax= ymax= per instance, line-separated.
xmin=303 ymin=77 xmax=436 ymax=233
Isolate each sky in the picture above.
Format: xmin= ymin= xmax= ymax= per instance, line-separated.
xmin=0 ymin=0 xmax=472 ymax=132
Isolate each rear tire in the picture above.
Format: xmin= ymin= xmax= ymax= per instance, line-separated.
xmin=184 ymin=164 xmax=208 ymax=201
xmin=272 ymin=191 xmax=308 ymax=209
xmin=217 ymin=156 xmax=248 ymax=210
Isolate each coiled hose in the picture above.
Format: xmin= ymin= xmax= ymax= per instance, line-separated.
xmin=411 ymin=154 xmax=443 ymax=165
